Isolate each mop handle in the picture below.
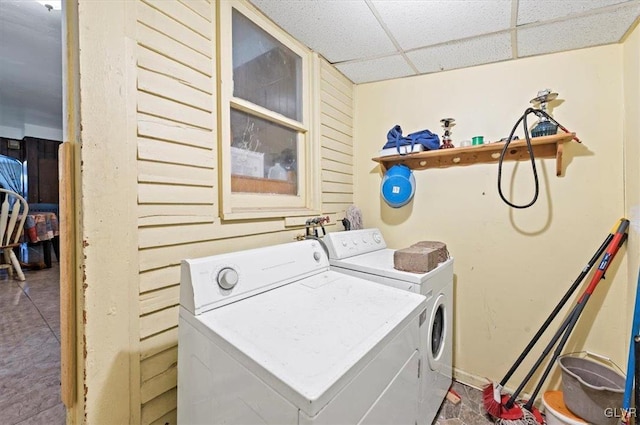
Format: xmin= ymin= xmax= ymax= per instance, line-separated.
xmin=524 ymin=300 xmax=589 ymax=411
xmin=497 ymin=220 xmax=622 ymax=388
xmin=622 ymin=268 xmax=640 ymax=415
xmin=505 ymin=305 xmax=576 ymax=408
xmin=634 ymin=335 xmax=640 ymax=416
xmin=506 ymin=220 xmax=629 ymax=409
xmin=578 ymin=219 xmax=629 ymax=302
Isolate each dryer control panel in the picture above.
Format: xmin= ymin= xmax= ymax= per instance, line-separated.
xmin=181 ymin=240 xmax=329 ymax=315
xmin=324 ymin=228 xmax=387 ymax=259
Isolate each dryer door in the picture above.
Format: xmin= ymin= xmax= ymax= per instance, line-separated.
xmin=427 ymin=293 xmax=447 ymax=371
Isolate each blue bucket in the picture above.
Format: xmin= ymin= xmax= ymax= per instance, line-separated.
xmin=381 ymin=164 xmax=416 ymax=208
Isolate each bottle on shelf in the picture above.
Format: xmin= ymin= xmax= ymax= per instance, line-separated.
xmin=268 ymin=162 xmax=287 ymax=180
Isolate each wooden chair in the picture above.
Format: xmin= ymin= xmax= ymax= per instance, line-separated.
xmin=0 ymin=189 xmax=28 ymax=281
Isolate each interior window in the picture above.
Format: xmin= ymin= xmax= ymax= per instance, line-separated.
xmin=219 ymin=1 xmax=319 ymax=219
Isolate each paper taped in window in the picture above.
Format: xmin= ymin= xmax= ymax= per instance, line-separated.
xmin=231 ymin=146 xmax=264 ymax=178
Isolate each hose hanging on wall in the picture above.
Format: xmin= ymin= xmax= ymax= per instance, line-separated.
xmin=497 ymin=108 xmax=573 ymax=209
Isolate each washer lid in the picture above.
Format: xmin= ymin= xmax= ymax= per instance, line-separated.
xmin=331 ymin=249 xmax=454 ymax=284
xmin=196 ymin=270 xmax=426 ymax=417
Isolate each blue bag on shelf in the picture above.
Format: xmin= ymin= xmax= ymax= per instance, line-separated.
xmin=382 ymin=125 xmax=440 ymax=154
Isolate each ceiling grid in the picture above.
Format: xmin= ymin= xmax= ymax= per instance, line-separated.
xmin=250 ymin=0 xmax=640 ymax=84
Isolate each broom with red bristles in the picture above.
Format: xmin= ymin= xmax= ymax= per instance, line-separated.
xmin=483 ymin=219 xmax=629 ymax=424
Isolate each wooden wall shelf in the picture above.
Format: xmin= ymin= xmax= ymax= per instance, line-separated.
xmin=372 ymin=133 xmax=578 ymax=176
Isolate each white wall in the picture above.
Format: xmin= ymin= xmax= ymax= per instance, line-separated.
xmin=0 ymin=106 xmax=62 ymax=141
xmin=354 ymin=44 xmax=628 ymax=393
xmin=623 ymin=23 xmax=640 ymax=346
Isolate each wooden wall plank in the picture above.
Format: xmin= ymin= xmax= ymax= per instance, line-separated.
xmin=137 ymin=1 xmax=211 ymax=58
xmin=140 ymin=285 xmax=180 ymax=315
xmin=137 ymin=23 xmax=212 ymax=76
xmin=319 ymin=78 xmax=352 ymax=107
xmin=321 ymin=124 xmax=352 ymax=146
xmin=179 ymin=0 xmax=212 ymax=22
xmin=138 ymin=47 xmax=212 ymax=95
xmin=141 ymin=327 xmax=178 ymax=360
xmin=138 ymin=214 xmax=215 ymax=227
xmin=141 ymin=363 xmax=177 ymax=403
xmin=137 ymin=113 xmax=213 ymax=150
xmin=323 ymin=192 xmax=353 ymax=203
xmin=140 ymin=306 xmax=179 ymax=339
xmin=142 ymin=0 xmax=211 ymax=40
xmin=141 ymin=346 xmax=178 ymax=382
xmin=138 ymin=137 xmax=214 ymax=168
xmin=138 ymin=183 xmax=214 ymax=205
xmin=138 ymin=160 xmax=215 ymax=187
xmin=141 ymin=388 xmax=177 ymax=425
xmin=321 ymin=158 xmax=353 ymax=175
xmin=321 ymin=62 xmax=352 ymax=98
xmin=150 ymin=409 xmax=177 ymax=425
xmin=59 ymin=142 xmax=75 ymax=407
xmin=138 ymin=92 xmax=213 ymax=130
xmin=139 ymin=225 xmax=292 ymax=272
xmin=321 ymin=181 xmax=353 ymax=194
xmin=322 ymin=202 xmax=352 ymax=214
xmin=321 ymin=146 xmax=352 ymax=165
xmin=320 ymin=90 xmax=352 ymax=118
xmin=321 ymin=136 xmax=353 ymax=156
xmin=138 ymin=203 xmax=216 ymax=220
xmin=139 ymin=217 xmax=288 ymax=249
xmin=139 ymin=222 xmax=218 ymax=248
xmin=321 ymin=101 xmax=352 ymax=128
xmin=321 ymin=113 xmax=352 ymax=137
xmin=322 ymin=169 xmax=353 ymax=184
xmin=140 ymin=266 xmax=181 ymax=294
xmin=138 ymin=68 xmax=213 ymax=113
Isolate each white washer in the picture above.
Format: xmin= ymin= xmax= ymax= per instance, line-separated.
xmin=178 ymin=239 xmax=428 ymax=425
xmin=324 ymin=229 xmax=454 ymax=425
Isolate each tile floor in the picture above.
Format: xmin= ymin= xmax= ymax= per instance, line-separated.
xmin=0 ymin=263 xmax=65 ymax=425
xmin=435 ymin=381 xmax=495 ymax=425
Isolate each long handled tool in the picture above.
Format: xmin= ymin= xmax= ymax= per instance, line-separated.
xmin=483 ymin=219 xmax=623 ymax=417
xmin=621 ymin=268 xmax=640 ymax=424
xmin=489 ymin=219 xmax=629 ymax=424
xmin=635 ymin=336 xmax=640 ymax=418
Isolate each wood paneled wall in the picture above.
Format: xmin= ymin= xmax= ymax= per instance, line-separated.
xmin=134 ymin=1 xmax=354 ymax=423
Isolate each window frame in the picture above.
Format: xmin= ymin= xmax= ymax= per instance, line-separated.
xmin=218 ymin=0 xmax=321 ymax=220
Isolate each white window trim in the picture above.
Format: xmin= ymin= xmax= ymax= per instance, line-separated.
xmin=218 ymin=0 xmax=321 ymax=221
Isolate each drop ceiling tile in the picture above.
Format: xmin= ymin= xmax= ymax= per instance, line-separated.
xmin=517 ymin=3 xmax=640 ymax=57
xmin=249 ymin=0 xmax=397 ymax=63
xmin=334 ymin=55 xmax=416 ymax=84
xmin=517 ymin=0 xmax=632 ymax=25
xmin=406 ymin=32 xmax=512 ymax=74
xmin=371 ymin=0 xmax=511 ymax=50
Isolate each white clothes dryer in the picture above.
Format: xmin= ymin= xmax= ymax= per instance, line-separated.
xmin=324 ymin=229 xmax=454 ymax=425
xmin=178 ymin=239 xmax=428 ymax=425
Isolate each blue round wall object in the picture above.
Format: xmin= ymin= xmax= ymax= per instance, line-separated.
xmin=381 ymin=164 xmax=416 ymax=208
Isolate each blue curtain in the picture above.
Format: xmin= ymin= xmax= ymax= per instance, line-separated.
xmin=0 ymin=155 xmax=25 ymax=198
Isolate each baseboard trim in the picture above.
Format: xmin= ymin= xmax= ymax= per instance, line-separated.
xmin=452 ymin=368 xmax=490 ymax=391
xmin=452 ymin=368 xmax=536 ymax=405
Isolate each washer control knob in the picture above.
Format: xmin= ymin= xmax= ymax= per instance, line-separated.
xmin=353 ymin=239 xmax=358 ymax=245
xmin=342 ymin=240 xmax=348 ymax=247
xmin=373 ymin=233 xmax=382 ymax=243
xmin=217 ymin=267 xmax=239 ymax=290
xmin=313 ymin=251 xmax=322 ymax=262
xmin=362 ymin=238 xmax=368 ymax=244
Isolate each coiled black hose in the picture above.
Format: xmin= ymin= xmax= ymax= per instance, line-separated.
xmin=498 ymin=108 xmax=569 ymax=209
